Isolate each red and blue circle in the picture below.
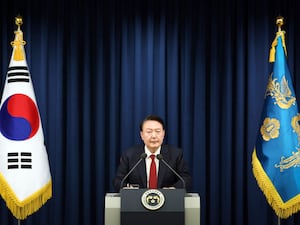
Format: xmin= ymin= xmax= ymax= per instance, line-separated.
xmin=0 ymin=94 xmax=40 ymax=140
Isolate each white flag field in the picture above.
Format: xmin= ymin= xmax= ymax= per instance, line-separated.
xmin=0 ymin=19 xmax=52 ymax=219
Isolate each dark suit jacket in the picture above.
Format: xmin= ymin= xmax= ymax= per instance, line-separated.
xmin=113 ymin=144 xmax=192 ymax=191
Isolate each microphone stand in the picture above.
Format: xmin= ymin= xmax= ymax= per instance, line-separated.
xmin=120 ymin=153 xmax=147 ymax=191
xmin=157 ymin=154 xmax=186 ymax=190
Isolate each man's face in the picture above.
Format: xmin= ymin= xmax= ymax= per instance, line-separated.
xmin=140 ymin=120 xmax=165 ymax=153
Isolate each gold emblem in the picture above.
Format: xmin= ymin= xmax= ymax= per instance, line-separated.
xmin=274 ymin=114 xmax=300 ymax=172
xmin=265 ymin=74 xmax=296 ymax=109
xmin=260 ymin=117 xmax=280 ymax=141
xmin=275 ymin=149 xmax=300 ymax=172
xmin=141 ymin=189 xmax=165 ymax=210
xmin=291 ymin=114 xmax=300 ymax=144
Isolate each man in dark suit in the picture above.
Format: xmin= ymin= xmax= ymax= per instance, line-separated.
xmin=113 ymin=115 xmax=192 ymax=191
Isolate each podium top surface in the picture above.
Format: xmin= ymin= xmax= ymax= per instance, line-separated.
xmin=105 ymin=192 xmax=200 ymax=198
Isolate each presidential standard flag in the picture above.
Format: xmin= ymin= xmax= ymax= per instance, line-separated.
xmin=0 ymin=17 xmax=52 ymax=219
xmin=252 ymin=21 xmax=300 ymax=218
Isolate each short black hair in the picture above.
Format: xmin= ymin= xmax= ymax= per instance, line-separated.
xmin=139 ymin=115 xmax=165 ymax=131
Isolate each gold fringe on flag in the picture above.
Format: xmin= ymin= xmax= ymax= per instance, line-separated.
xmin=252 ymin=149 xmax=300 ymax=218
xmin=0 ymin=172 xmax=52 ymax=220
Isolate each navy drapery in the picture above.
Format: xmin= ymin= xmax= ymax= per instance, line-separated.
xmin=1 ymin=0 xmax=300 ymax=225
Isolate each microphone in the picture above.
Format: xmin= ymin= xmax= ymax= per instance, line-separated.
xmin=120 ymin=153 xmax=147 ymax=191
xmin=156 ymin=154 xmax=186 ymax=190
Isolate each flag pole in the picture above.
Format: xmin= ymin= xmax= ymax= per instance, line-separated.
xmin=276 ymin=17 xmax=283 ymax=225
xmin=14 ymin=17 xmax=24 ymax=225
xmin=276 ymin=16 xmax=283 ymax=225
xmin=274 ymin=16 xmax=284 ymax=225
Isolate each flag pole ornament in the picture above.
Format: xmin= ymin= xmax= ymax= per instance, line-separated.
xmin=252 ymin=16 xmax=300 ymax=218
xmin=0 ymin=15 xmax=52 ymax=220
xmin=269 ymin=16 xmax=287 ymax=63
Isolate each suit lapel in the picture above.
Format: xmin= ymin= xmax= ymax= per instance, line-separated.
xmin=157 ymin=145 xmax=169 ymax=188
xmin=135 ymin=146 xmax=147 ymax=188
xmin=138 ymin=159 xmax=147 ymax=187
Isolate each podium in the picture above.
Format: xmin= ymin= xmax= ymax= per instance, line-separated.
xmin=105 ymin=189 xmax=200 ymax=225
xmin=121 ymin=189 xmax=184 ymax=225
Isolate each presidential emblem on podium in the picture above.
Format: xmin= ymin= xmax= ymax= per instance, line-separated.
xmin=141 ymin=189 xmax=165 ymax=210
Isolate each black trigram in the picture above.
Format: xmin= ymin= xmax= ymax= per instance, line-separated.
xmin=7 ymin=66 xmax=30 ymax=83
xmin=7 ymin=152 xmax=32 ymax=169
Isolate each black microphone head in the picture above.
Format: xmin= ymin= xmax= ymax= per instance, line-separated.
xmin=140 ymin=153 xmax=147 ymax=159
xmin=156 ymin=154 xmax=163 ymax=160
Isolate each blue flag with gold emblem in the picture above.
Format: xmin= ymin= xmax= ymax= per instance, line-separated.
xmin=252 ymin=28 xmax=300 ymax=218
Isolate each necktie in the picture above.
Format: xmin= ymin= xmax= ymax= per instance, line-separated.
xmin=149 ymin=154 xmax=157 ymax=189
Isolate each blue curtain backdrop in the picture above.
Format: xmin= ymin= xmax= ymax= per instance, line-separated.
xmin=0 ymin=0 xmax=300 ymax=225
